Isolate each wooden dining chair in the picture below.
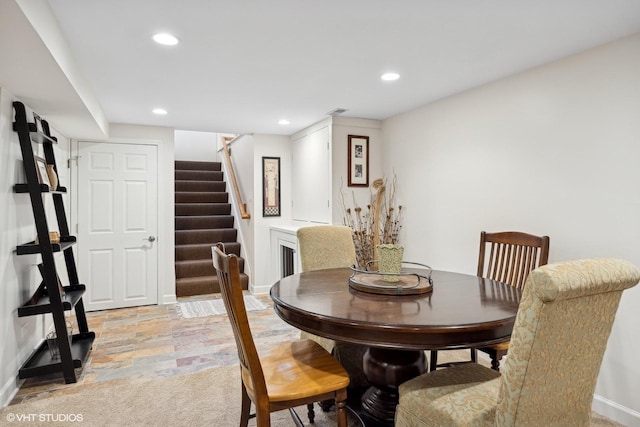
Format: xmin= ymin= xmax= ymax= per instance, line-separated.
xmin=429 ymin=231 xmax=550 ymax=371
xmin=212 ymin=243 xmax=350 ymax=427
xmin=297 ymin=226 xmax=369 ymax=390
xmin=397 ymin=258 xmax=639 ymax=426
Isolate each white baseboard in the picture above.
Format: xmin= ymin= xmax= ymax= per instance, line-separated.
xmin=250 ymin=283 xmax=272 ymax=295
xmin=161 ymin=293 xmax=177 ymax=305
xmin=1 ymin=375 xmax=20 ymax=409
xmin=593 ymin=394 xmax=640 ymax=427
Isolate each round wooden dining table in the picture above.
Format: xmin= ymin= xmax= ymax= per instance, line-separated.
xmin=270 ymin=267 xmax=521 ymax=425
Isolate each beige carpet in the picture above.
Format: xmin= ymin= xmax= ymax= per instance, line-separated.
xmin=1 ymin=363 xmax=623 ymax=427
xmin=0 ymin=365 xmax=343 ymax=427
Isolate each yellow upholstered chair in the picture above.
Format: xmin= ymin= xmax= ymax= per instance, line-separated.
xmin=212 ymin=243 xmax=350 ymax=427
xmin=396 ymin=258 xmax=639 ymax=427
xmin=430 ymin=230 xmax=550 ymax=371
xmin=297 ymin=225 xmax=369 ymax=389
xmin=297 ymin=225 xmax=358 ymax=273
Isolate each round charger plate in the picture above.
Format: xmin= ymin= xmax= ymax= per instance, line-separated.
xmin=348 ymin=265 xmax=433 ymax=295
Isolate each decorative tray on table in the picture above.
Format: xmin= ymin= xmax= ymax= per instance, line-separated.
xmin=348 ymin=262 xmax=433 ymax=295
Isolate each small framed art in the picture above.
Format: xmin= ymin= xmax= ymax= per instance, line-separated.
xmin=34 ymin=156 xmax=52 ymax=188
xmin=348 ymin=135 xmax=369 ymax=187
xmin=262 ymin=157 xmax=281 ymax=217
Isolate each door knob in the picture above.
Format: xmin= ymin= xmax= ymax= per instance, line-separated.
xmin=146 ymin=236 xmax=156 ymax=242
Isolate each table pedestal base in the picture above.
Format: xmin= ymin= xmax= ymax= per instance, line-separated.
xmin=361 ymin=348 xmax=426 ymax=423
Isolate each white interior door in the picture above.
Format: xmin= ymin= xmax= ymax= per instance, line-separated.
xmin=76 ymin=141 xmax=158 ymax=311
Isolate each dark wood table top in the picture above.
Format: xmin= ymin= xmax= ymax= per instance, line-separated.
xmin=270 ymin=267 xmax=521 ymax=350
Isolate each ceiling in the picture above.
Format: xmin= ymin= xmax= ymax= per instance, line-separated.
xmin=3 ymin=0 xmax=640 ymax=138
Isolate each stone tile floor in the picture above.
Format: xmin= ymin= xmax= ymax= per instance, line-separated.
xmin=11 ymin=293 xmax=298 ymax=404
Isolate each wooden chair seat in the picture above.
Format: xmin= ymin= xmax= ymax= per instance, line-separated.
xmin=249 ymin=339 xmax=350 ymax=405
xmin=488 ymin=341 xmax=510 ymax=352
xmin=477 ymin=342 xmax=510 ymax=370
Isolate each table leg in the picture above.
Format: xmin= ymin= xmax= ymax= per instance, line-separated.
xmin=361 ymin=347 xmax=426 ymax=423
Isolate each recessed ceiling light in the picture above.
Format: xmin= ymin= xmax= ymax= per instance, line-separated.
xmin=152 ymin=33 xmax=179 ymax=46
xmin=381 ymin=72 xmax=400 ymax=81
xmin=278 ymin=119 xmax=290 ymax=125
xmin=152 ymin=108 xmax=168 ymax=115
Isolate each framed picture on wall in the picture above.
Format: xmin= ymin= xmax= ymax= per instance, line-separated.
xmin=348 ymin=135 xmax=369 ymax=187
xmin=262 ymin=157 xmax=281 ymax=217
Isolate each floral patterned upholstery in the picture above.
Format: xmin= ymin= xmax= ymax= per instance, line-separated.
xmin=297 ymin=225 xmax=358 ymax=273
xmin=396 ymin=258 xmax=640 ymax=427
xmin=296 ymin=225 xmax=369 ymax=388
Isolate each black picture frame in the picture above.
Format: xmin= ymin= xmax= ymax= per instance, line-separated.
xmin=34 ymin=155 xmax=51 ymax=188
xmin=348 ymin=135 xmax=369 ymax=187
xmin=262 ymin=157 xmax=281 ymax=217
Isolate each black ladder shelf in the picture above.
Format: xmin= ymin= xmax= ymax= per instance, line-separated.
xmin=12 ymin=101 xmax=95 ymax=384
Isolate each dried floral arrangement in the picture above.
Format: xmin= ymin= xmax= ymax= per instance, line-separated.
xmin=341 ymin=175 xmax=403 ymax=268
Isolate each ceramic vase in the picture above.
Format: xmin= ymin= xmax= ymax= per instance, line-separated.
xmin=46 ymin=164 xmax=58 ymax=191
xmin=376 ymin=244 xmax=404 ymax=282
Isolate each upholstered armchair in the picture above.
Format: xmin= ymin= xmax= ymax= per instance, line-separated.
xmin=396 ymin=258 xmax=640 ymax=427
xmin=297 ymin=225 xmax=369 ymax=389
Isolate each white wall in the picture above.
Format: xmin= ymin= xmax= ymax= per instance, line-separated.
xmin=382 ymin=33 xmax=640 ymax=425
xmin=174 ymin=130 xmax=220 ymax=161
xmin=0 ymin=89 xmax=71 ymax=406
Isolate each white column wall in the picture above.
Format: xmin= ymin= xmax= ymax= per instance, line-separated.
xmin=252 ymin=134 xmax=291 ymax=293
xmin=331 ymin=117 xmax=383 ymax=225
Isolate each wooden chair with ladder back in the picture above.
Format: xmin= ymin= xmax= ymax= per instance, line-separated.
xmin=212 ymin=242 xmax=351 ymax=427
xmin=429 ymin=231 xmax=550 ymax=372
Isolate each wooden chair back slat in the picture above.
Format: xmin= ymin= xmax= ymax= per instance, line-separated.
xmin=478 ymin=231 xmax=550 ymax=290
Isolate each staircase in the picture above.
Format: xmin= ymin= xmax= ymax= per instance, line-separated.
xmin=175 ymin=160 xmax=249 ymax=296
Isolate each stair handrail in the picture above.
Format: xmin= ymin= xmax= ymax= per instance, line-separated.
xmin=221 ymin=136 xmax=251 ymax=219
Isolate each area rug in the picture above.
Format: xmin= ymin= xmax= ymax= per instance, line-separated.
xmin=176 ymin=296 xmax=267 ymax=318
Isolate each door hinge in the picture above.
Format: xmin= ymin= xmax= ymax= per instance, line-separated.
xmin=68 ymin=156 xmax=80 ymax=168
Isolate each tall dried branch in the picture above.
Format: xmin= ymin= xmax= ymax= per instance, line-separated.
xmin=341 ymin=175 xmax=403 ymax=268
